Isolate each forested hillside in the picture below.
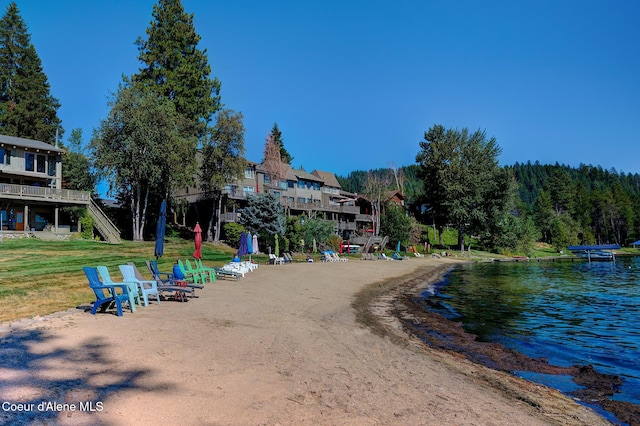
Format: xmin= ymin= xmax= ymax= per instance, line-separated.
xmin=338 ymin=161 xmax=640 ymax=249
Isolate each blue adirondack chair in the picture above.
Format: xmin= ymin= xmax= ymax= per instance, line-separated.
xmin=83 ymin=266 xmax=132 ymax=316
xmin=97 ymin=266 xmax=141 ymax=311
xmin=119 ymin=264 xmax=160 ymax=307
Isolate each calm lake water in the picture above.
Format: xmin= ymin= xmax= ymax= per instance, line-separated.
xmin=419 ymin=256 xmax=640 ymax=421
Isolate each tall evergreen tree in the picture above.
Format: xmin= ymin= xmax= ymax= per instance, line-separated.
xmin=133 ymin=0 xmax=221 ymax=139
xmin=0 ymin=2 xmax=61 ymax=142
xmin=62 ymin=128 xmax=96 ymax=192
xmin=270 ymin=123 xmax=293 ymax=164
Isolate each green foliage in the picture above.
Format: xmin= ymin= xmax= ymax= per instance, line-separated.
xmin=550 ymin=214 xmax=579 ymax=252
xmin=201 ymin=109 xmax=247 ymax=191
xmin=285 ymin=216 xmax=303 ymax=252
xmin=239 ymin=193 xmax=285 ymax=237
xmin=300 ymin=216 xmax=335 ymax=251
xmin=91 ymin=82 xmax=195 ymax=240
xmin=416 ymin=125 xmax=509 ymax=250
xmin=79 ymin=212 xmax=95 ymax=240
xmin=62 ymin=128 xmax=96 ymax=192
xmin=270 ymin=123 xmax=293 ymax=165
xmin=223 ymin=222 xmax=244 ymax=247
xmin=0 ymin=2 xmax=62 ymax=142
xmin=133 ymin=0 xmax=221 ymax=139
xmin=380 ymin=204 xmax=412 ymax=248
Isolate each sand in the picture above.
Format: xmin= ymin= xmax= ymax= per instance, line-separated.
xmin=0 ymin=257 xmax=611 ymax=425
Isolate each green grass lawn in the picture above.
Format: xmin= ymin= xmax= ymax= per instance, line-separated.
xmin=0 ymin=237 xmax=242 ymax=323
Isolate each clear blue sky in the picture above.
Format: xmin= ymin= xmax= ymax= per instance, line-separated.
xmin=15 ymin=0 xmax=640 ymax=183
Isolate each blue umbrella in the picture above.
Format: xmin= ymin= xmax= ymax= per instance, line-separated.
xmin=246 ymin=232 xmax=253 ymax=255
xmin=237 ymin=231 xmax=249 ymax=258
xmin=154 ymin=200 xmax=167 ymax=259
xmin=396 ymin=240 xmax=401 ymax=253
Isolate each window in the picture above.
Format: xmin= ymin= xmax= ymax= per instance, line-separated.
xmin=288 ymin=181 xmax=294 ymax=188
xmin=0 ymin=148 xmax=4 ymax=164
xmin=297 ymin=180 xmax=304 ymax=188
xmin=37 ymin=155 xmax=45 ymax=173
xmin=47 ymin=155 xmax=56 ymax=176
xmin=264 ymin=175 xmax=271 ymax=184
xmin=5 ymin=149 xmax=10 ymax=165
xmin=25 ymin=152 xmax=34 ymax=171
xmin=280 ymin=181 xmax=287 ymax=190
xmin=313 ymin=182 xmax=320 ymax=190
xmin=242 ymin=186 xmax=255 ymax=195
xmin=244 ymin=166 xmax=255 ymax=179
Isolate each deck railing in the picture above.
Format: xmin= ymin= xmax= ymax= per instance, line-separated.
xmin=0 ymin=183 xmax=91 ymax=203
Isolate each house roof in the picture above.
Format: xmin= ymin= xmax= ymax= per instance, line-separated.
xmin=310 ymin=170 xmax=341 ymax=188
xmin=0 ymin=134 xmax=65 ymax=154
xmin=293 ymin=169 xmax=323 ymax=182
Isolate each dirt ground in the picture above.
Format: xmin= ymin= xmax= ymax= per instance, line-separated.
xmin=0 ymin=257 xmax=613 ymax=425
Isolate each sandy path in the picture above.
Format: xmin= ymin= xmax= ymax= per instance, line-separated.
xmin=0 ymin=258 xmax=609 ymax=425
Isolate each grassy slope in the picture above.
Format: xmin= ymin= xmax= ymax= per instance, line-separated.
xmin=0 ymin=238 xmax=243 ymax=323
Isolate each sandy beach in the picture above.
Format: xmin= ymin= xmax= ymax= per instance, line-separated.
xmin=0 ymin=257 xmax=610 ymax=425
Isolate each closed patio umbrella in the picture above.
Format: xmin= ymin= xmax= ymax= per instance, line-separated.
xmin=154 ymin=200 xmax=167 ymax=259
xmin=238 ymin=231 xmax=249 ymax=258
xmin=252 ymin=234 xmax=259 ymax=254
xmin=396 ymin=240 xmax=401 ymax=253
xmin=193 ymin=222 xmax=202 ymax=260
xmin=246 ymin=232 xmax=253 ymax=255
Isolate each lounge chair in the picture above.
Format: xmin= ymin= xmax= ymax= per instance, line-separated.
xmin=84 ymin=266 xmax=133 ymax=316
xmin=213 ymin=267 xmax=241 ymax=281
xmin=126 ymin=262 xmax=193 ymax=303
xmin=146 ymin=260 xmax=204 ymax=295
xmin=119 ymin=264 xmax=161 ymax=306
xmin=268 ymin=254 xmax=284 ymax=265
xmin=97 ymin=266 xmax=141 ymax=311
xmin=331 ymin=253 xmax=347 ymax=262
xmin=282 ymin=253 xmax=293 ymax=263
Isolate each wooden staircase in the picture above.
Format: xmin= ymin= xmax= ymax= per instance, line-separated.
xmin=87 ymin=199 xmax=121 ymax=244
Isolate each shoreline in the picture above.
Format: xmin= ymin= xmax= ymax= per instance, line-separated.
xmin=0 ymin=258 xmax=616 ymax=425
xmin=355 ymin=261 xmax=639 ymax=426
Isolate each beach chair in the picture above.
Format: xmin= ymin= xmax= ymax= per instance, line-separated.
xmin=84 ymin=266 xmax=132 ymax=316
xmin=119 ymin=264 xmax=161 ymax=307
xmin=146 ymin=260 xmax=204 ymax=296
xmin=127 ymin=262 xmax=193 ymax=302
xmin=268 ymin=254 xmax=284 ymax=265
xmin=194 ymin=258 xmax=217 ymax=282
xmin=213 ymin=267 xmax=241 ymax=281
xmin=331 ymin=253 xmax=347 ymax=262
xmin=97 ymin=266 xmax=141 ymax=311
xmin=178 ymin=259 xmax=205 ymax=285
xmin=184 ymin=259 xmax=211 ymax=283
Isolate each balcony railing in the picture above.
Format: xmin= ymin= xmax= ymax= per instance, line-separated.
xmin=0 ymin=183 xmax=91 ymax=203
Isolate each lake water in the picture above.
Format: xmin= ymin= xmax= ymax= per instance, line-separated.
xmin=418 ymin=256 xmax=640 ymax=422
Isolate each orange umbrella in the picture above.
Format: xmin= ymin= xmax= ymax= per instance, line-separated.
xmin=193 ymin=222 xmax=202 ymax=260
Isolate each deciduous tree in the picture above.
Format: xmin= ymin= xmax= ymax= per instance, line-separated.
xmin=416 ymin=125 xmax=507 ymax=251
xmin=91 ymin=83 xmax=194 ymax=241
xmin=200 ymin=109 xmax=247 ymax=242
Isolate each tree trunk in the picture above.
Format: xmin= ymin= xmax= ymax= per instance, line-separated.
xmin=214 ymin=194 xmax=222 ymax=242
xmin=206 ymin=205 xmax=215 ymax=242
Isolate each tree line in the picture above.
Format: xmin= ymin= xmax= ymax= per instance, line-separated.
xmin=1 ymin=1 xmax=638 ymax=254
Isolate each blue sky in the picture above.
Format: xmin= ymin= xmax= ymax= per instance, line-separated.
xmin=14 ymin=0 xmax=640 ymax=185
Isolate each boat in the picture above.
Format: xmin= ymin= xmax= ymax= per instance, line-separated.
xmin=568 ymin=244 xmax=620 ymax=262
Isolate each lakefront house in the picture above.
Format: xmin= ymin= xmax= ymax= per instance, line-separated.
xmin=0 ymin=134 xmax=119 ymax=242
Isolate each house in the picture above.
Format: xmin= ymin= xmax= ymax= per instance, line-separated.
xmin=175 ymin=161 xmax=366 ymax=240
xmin=0 ymin=134 xmax=119 ymax=242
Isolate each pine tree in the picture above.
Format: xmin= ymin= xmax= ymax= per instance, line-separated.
xmin=270 ymin=123 xmax=293 ymax=164
xmin=134 ymin=0 xmax=221 ymax=139
xmin=0 ymin=2 xmax=61 ymax=142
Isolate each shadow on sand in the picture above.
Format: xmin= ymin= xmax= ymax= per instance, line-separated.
xmin=0 ymin=327 xmax=174 ymax=424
